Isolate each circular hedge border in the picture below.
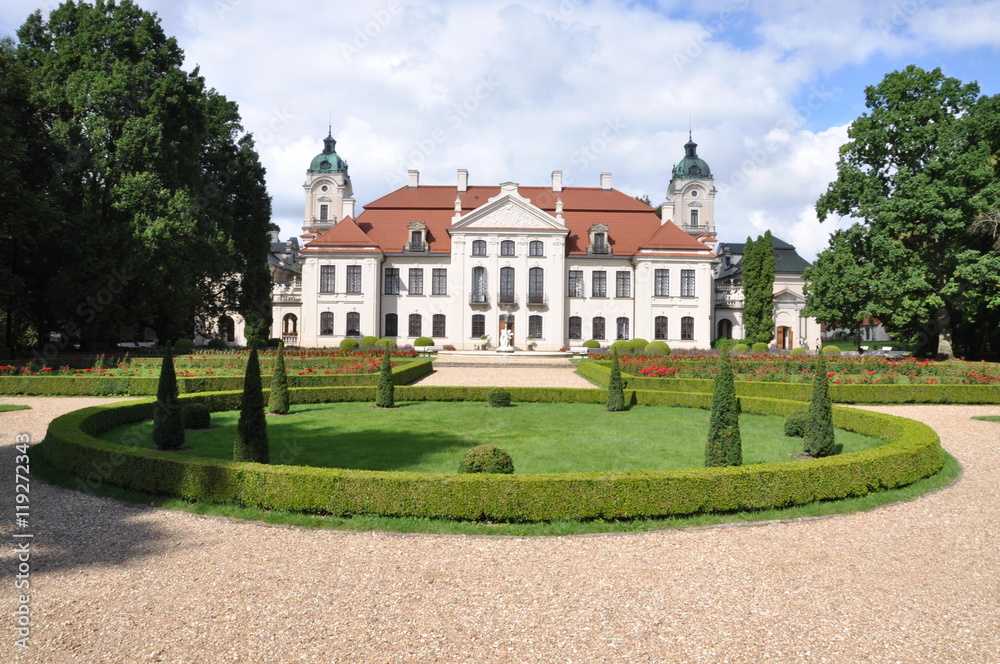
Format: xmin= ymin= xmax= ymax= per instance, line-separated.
xmin=37 ymin=386 xmax=944 ymax=522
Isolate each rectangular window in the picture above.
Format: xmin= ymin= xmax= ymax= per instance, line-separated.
xmin=654 ymin=269 xmax=669 ymax=297
xmin=681 ymin=316 xmax=694 ymax=340
xmin=384 ymin=313 xmax=398 ymax=337
xmin=320 ymin=265 xmax=335 ymax=293
xmin=471 ymin=267 xmax=487 ymax=303
xmin=593 ymin=232 xmax=607 ymax=253
xmin=346 ymin=312 xmax=360 ymax=337
xmin=320 ymin=204 xmax=329 ymax=221
xmin=501 ymin=240 xmax=515 ymax=256
xmin=681 ymin=269 xmax=696 ymax=297
xmin=528 ymin=315 xmax=542 ymax=339
xmin=409 ymin=268 xmax=423 ymax=295
xmin=408 ymin=313 xmax=422 ymax=337
xmin=592 ymin=271 xmax=607 ymax=298
xmin=616 ymin=271 xmax=631 ymax=298
xmin=411 ymin=230 xmax=423 ymax=246
xmin=432 ymin=268 xmax=447 ymax=295
xmin=568 ymin=270 xmax=583 ymax=298
xmin=320 ymin=312 xmax=334 ymax=336
xmin=690 ymin=209 xmax=699 ymax=227
xmin=568 ymin=316 xmax=582 ymax=340
xmin=617 ymin=317 xmax=629 ymax=340
xmin=655 ymin=316 xmax=668 ymax=340
xmin=499 ymin=267 xmax=515 ymax=303
xmin=432 ymin=314 xmax=446 ymax=337
xmin=592 ymin=317 xmax=605 ymax=340
xmin=471 ymin=314 xmax=485 ymax=338
xmin=472 ymin=240 xmax=486 ymax=256
xmin=346 ymin=265 xmax=361 ymax=294
xmin=384 ymin=268 xmax=399 ymax=295
xmin=529 ymin=240 xmax=543 ymax=256
xmin=528 ymin=267 xmax=544 ymax=304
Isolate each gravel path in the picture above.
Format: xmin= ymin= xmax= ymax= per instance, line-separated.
xmin=1 ymin=379 xmax=998 ymax=662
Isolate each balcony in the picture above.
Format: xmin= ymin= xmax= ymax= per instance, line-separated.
xmin=527 ymin=293 xmax=547 ymax=307
xmin=281 ymin=333 xmax=298 ymax=346
xmin=715 ymin=286 xmax=744 ymax=308
xmin=405 ymin=241 xmax=428 ymax=252
xmin=498 ymin=293 xmax=518 ymax=305
xmin=470 ymin=292 xmax=489 ymax=306
xmin=273 ymin=282 xmax=302 ymax=303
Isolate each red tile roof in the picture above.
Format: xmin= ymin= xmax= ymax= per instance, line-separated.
xmin=300 ymin=217 xmax=381 ymax=253
xmin=305 ymin=184 xmax=714 ymax=257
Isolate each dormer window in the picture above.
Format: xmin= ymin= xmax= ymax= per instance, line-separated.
xmin=406 ymin=221 xmax=428 ymax=252
xmin=588 ymin=224 xmax=610 ymax=254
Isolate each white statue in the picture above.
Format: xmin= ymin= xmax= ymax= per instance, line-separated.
xmin=499 ymin=327 xmax=513 ymax=350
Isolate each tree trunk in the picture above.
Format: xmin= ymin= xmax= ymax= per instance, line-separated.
xmin=936 ymin=307 xmax=954 ymax=360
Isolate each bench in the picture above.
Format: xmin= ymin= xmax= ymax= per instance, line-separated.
xmin=570 ymin=346 xmax=591 ymax=355
xmin=418 ymin=345 xmax=445 ymax=354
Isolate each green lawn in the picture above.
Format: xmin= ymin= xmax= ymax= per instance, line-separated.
xmin=0 ymin=404 xmax=31 ymax=412
xmin=99 ymin=402 xmax=884 ymax=473
xmin=972 ymin=415 xmax=1000 ymax=422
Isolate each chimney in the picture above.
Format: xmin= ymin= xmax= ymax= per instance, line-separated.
xmin=407 ymin=170 xmax=419 ymax=188
xmin=457 ymin=169 xmax=468 ymax=193
xmin=342 ymin=198 xmax=356 ymax=219
xmin=551 ymin=170 xmax=563 ymax=193
xmin=600 ymin=172 xmax=612 ymax=191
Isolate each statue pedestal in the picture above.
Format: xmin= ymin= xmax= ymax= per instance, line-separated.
xmin=496 ymin=347 xmax=515 ymax=353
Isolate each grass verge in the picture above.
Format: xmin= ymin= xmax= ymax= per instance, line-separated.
xmin=0 ymin=404 xmax=31 ymax=412
xmin=972 ymin=415 xmax=1000 ymax=422
xmin=29 ymin=447 xmax=960 ymax=536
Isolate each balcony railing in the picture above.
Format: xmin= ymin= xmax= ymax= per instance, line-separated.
xmin=498 ymin=293 xmax=518 ymax=305
xmin=527 ymin=293 xmax=547 ymax=306
xmin=273 ymin=282 xmax=302 ymax=303
xmin=470 ymin=292 xmax=489 ymax=305
xmin=281 ymin=333 xmax=298 ymax=346
xmin=715 ymin=291 xmax=744 ymax=308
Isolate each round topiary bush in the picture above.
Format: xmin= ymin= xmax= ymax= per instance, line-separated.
xmin=784 ymin=410 xmax=810 ymax=437
xmin=752 ymin=342 xmax=770 ymax=353
xmin=375 ymin=338 xmax=397 ymax=349
xmin=174 ymin=339 xmax=195 ymax=354
xmin=610 ymin=340 xmax=632 ymax=353
xmin=732 ymin=343 xmax=749 ymax=353
xmin=583 ymin=339 xmax=601 ymax=349
xmin=340 ymin=338 xmax=360 ymax=351
xmin=630 ymin=338 xmax=649 ymax=351
xmin=181 ymin=403 xmax=211 ymax=430
xmin=644 ymin=341 xmax=670 ymax=355
xmin=457 ymin=444 xmax=514 ymax=474
xmin=414 ymin=337 xmax=434 ymax=347
xmin=207 ymin=338 xmax=227 ymax=350
xmin=823 ymin=346 xmax=842 ymax=356
xmin=267 ymin=338 xmax=282 ymax=348
xmin=359 ymin=335 xmax=379 ymax=348
xmin=790 ymin=347 xmax=806 ymax=356
xmin=487 ymin=388 xmax=512 ymax=408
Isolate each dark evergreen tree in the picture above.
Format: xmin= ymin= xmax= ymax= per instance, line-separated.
xmin=804 ymin=352 xmax=837 ymax=457
xmin=152 ymin=343 xmax=184 ymax=450
xmin=375 ymin=346 xmax=395 ymax=408
xmin=234 ymin=348 xmax=269 ymax=463
xmin=742 ymin=233 xmax=776 ymax=345
xmin=267 ymin=341 xmax=289 ymax=414
xmin=705 ymin=347 xmax=741 ymax=467
xmin=606 ymin=349 xmax=627 ymax=412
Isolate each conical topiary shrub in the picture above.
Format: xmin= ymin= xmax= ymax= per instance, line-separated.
xmin=152 ymin=343 xmax=185 ymax=450
xmin=234 ymin=348 xmax=269 ymax=463
xmin=267 ymin=341 xmax=290 ymax=415
xmin=804 ymin=351 xmax=836 ymax=457
xmin=606 ymin=349 xmax=628 ymax=412
xmin=375 ymin=346 xmax=395 ymax=408
xmin=705 ymin=346 xmax=742 ymax=467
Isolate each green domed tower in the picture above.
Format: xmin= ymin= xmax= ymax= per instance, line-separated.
xmin=302 ymin=128 xmax=355 ymax=231
xmin=666 ymin=133 xmax=716 ymax=237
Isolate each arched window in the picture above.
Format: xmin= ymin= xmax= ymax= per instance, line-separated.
xmin=616 ymin=317 xmax=630 ymax=340
xmin=218 ymin=315 xmax=235 ymax=343
xmin=681 ymin=316 xmax=694 ymax=340
xmin=499 ymin=267 xmax=515 ymax=303
xmin=282 ymin=313 xmax=298 ymax=335
xmin=568 ymin=316 xmax=582 ymax=340
xmin=500 ymin=240 xmax=515 ymax=256
xmin=432 ymin=314 xmax=446 ymax=338
xmin=346 ymin=312 xmax=360 ymax=337
xmin=592 ymin=316 xmax=605 ymax=340
xmin=471 ymin=266 xmax=487 ymax=303
xmin=472 ymin=239 xmax=486 ymax=256
xmin=528 ymin=267 xmax=544 ymax=304
xmin=408 ymin=314 xmax=422 ymax=337
xmin=384 ymin=313 xmax=398 ymax=337
xmin=320 ymin=312 xmax=334 ymax=336
xmin=655 ymin=316 xmax=668 ymax=340
xmin=529 ymin=240 xmax=543 ymax=256
xmin=471 ymin=314 xmax=485 ymax=338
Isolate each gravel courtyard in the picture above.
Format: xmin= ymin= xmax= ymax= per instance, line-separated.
xmin=1 ymin=362 xmax=998 ymax=663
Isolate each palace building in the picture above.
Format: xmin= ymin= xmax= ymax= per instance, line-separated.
xmin=258 ymin=131 xmax=820 ymax=351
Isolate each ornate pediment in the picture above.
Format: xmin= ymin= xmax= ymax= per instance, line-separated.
xmin=450 ymin=183 xmax=567 ymax=232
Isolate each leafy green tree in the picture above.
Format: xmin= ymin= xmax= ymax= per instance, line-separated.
xmin=815 ymin=65 xmax=1000 ymax=359
xmin=705 ymin=347 xmax=741 ymax=467
xmin=804 ymin=352 xmax=836 ymax=458
xmin=267 ymin=342 xmax=290 ymax=415
xmin=152 ymin=343 xmax=184 ymax=450
xmin=234 ymin=348 xmax=269 ymax=463
xmin=375 ymin=346 xmax=395 ymax=408
xmin=606 ymin=349 xmax=627 ymax=412
xmin=742 ymin=232 xmax=775 ymax=345
xmin=15 ymin=1 xmax=272 ymax=348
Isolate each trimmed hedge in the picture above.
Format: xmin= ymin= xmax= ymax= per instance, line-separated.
xmin=0 ymin=360 xmax=434 ymax=396
xmin=575 ymin=361 xmax=1000 ymax=404
xmin=37 ymin=385 xmax=944 ymax=522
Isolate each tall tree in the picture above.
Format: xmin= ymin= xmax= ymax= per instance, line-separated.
xmin=705 ymin=347 xmax=741 ymax=467
xmin=234 ymin=347 xmax=269 ymax=463
xmin=742 ymin=232 xmax=775 ymax=345
xmin=814 ymin=65 xmax=1000 ymax=359
xmin=804 ymin=352 xmax=836 ymax=458
xmin=606 ymin=349 xmax=627 ymax=412
xmin=152 ymin=343 xmax=184 ymax=450
xmin=15 ymin=1 xmax=272 ymax=348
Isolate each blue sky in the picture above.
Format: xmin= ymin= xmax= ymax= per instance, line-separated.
xmin=3 ymin=0 xmax=999 ymax=259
